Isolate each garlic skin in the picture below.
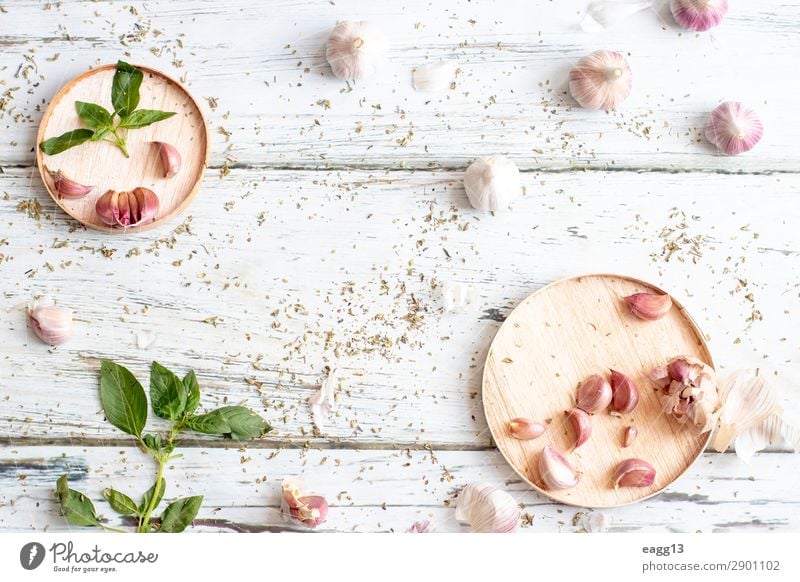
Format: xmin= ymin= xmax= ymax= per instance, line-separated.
xmin=96 ymin=187 xmax=159 ymax=228
xmin=612 ymin=458 xmax=656 ymax=488
xmin=576 ymin=374 xmax=613 ymax=413
xmin=705 ymin=102 xmax=764 ymax=156
xmin=579 ymin=511 xmax=610 ymax=533
xmin=734 ymin=414 xmax=800 ymax=463
xmin=152 ymin=141 xmax=181 ymax=178
xmin=538 ymin=446 xmax=579 ymax=490
xmin=567 ymin=408 xmax=592 ymax=449
xmin=326 ymin=21 xmax=387 ymax=81
xmin=670 ymin=0 xmax=728 ymax=32
xmin=624 ymin=292 xmax=672 ymax=321
xmin=406 ymin=520 xmax=434 ymax=533
xmin=463 ymin=155 xmax=520 ymax=212
xmin=412 ymin=60 xmax=457 ymax=93
xmin=310 ymin=367 xmax=341 ymax=431
xmin=48 ymin=169 xmax=94 ymax=199
xmin=650 ymin=355 xmax=721 ymax=434
xmin=581 ymin=1 xmax=652 ymax=32
xmin=569 ymin=50 xmax=632 ymax=111
xmin=440 ymin=281 xmax=477 ymax=312
xmin=28 ymin=297 xmax=73 ymax=345
xmin=280 ymin=478 xmax=329 ymax=528
xmin=610 ymin=369 xmax=640 ymax=413
xmin=454 ymin=482 xmax=519 ymax=533
xmin=508 ymin=418 xmax=546 ymax=440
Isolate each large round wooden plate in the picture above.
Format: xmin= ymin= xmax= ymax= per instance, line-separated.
xmin=482 ymin=274 xmax=714 ymax=508
xmin=36 ymin=63 xmax=209 ymax=233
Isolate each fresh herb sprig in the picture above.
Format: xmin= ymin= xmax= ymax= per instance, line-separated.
xmin=56 ymin=360 xmax=271 ymax=533
xmin=40 ymin=61 xmax=176 ymax=158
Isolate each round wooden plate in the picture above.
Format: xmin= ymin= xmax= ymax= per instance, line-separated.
xmin=36 ymin=64 xmax=209 ymax=233
xmin=482 ymin=274 xmax=714 ymax=508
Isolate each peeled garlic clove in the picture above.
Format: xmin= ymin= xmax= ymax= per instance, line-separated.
xmin=508 ymin=418 xmax=546 ymax=440
xmin=463 ymin=155 xmax=520 ymax=212
xmin=538 ymin=446 xmax=579 ymax=490
xmin=567 ymin=408 xmax=592 ymax=448
xmin=28 ymin=297 xmax=73 ymax=345
xmin=670 ymin=0 xmax=728 ymax=32
xmin=705 ymin=102 xmax=763 ymax=156
xmin=49 ymin=169 xmax=94 ymax=199
xmin=152 ymin=141 xmax=181 ymax=178
xmin=280 ymin=478 xmax=328 ymax=528
xmin=454 ymin=482 xmax=519 ymax=533
xmin=581 ymin=1 xmax=652 ymax=32
xmin=326 ymin=21 xmax=387 ymax=81
xmin=624 ymin=292 xmax=672 ymax=321
xmin=569 ymin=49 xmax=632 ymax=111
xmin=576 ymin=374 xmax=612 ymax=413
xmin=610 ymin=369 xmax=640 ymax=413
xmin=623 ymin=426 xmax=638 ymax=448
xmin=612 ymin=458 xmax=656 ymax=488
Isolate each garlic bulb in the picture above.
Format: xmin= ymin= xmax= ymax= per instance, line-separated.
xmin=412 ymin=60 xmax=458 ymax=93
xmin=280 ymin=478 xmax=329 ymax=528
xmin=670 ymin=0 xmax=728 ymax=32
xmin=581 ymin=1 xmax=652 ymax=32
xmin=650 ymin=355 xmax=721 ymax=434
xmin=326 ymin=21 xmax=387 ymax=81
xmin=705 ymin=102 xmax=763 ymax=156
xmin=569 ymin=50 xmax=632 ymax=111
xmin=310 ymin=367 xmax=341 ymax=431
xmin=28 ymin=297 xmax=73 ymax=345
xmin=454 ymin=482 xmax=519 ymax=533
xmin=462 ymin=155 xmax=520 ymax=211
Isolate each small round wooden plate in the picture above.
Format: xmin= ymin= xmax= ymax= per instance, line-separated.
xmin=482 ymin=274 xmax=713 ymax=508
xmin=36 ymin=64 xmax=209 ymax=233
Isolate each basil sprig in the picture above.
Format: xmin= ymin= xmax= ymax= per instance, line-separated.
xmin=56 ymin=360 xmax=272 ymax=533
xmin=40 ymin=61 xmax=176 ymax=158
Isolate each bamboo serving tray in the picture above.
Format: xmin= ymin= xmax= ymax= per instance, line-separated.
xmin=482 ymin=274 xmax=714 ymax=508
xmin=36 ymin=64 xmax=209 ymax=233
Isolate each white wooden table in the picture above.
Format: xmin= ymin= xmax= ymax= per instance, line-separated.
xmin=1 ymin=0 xmax=799 ymax=533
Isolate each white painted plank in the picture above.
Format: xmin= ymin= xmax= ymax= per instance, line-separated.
xmin=0 ymin=446 xmax=796 ymax=533
xmin=1 ymin=0 xmax=799 ymax=170
xmin=2 ymin=168 xmax=798 ymax=446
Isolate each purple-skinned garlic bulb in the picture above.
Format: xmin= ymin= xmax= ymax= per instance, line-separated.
xmin=705 ymin=102 xmax=763 ymax=156
xmin=670 ymin=0 xmax=729 ymax=32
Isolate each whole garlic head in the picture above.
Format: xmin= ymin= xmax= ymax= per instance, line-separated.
xmin=670 ymin=0 xmax=729 ymax=32
xmin=569 ymin=49 xmax=632 ymax=111
xmin=454 ymin=482 xmax=519 ymax=533
xmin=326 ymin=21 xmax=387 ymax=81
xmin=463 ymin=155 xmax=520 ymax=212
xmin=705 ymin=102 xmax=763 ymax=156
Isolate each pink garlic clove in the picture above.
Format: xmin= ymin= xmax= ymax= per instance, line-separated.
xmin=508 ymin=418 xmax=546 ymax=440
xmin=28 ymin=297 xmax=73 ymax=345
xmin=624 ymin=292 xmax=672 ymax=321
xmin=96 ymin=190 xmax=121 ymax=226
xmin=670 ymin=0 xmax=728 ymax=32
xmin=623 ymin=426 xmax=638 ymax=448
xmin=612 ymin=458 xmax=656 ymax=488
xmin=610 ymin=369 xmax=640 ymax=413
xmin=95 ymin=188 xmax=159 ymax=228
xmin=538 ymin=446 xmax=579 ymax=490
xmin=49 ymin=169 xmax=94 ymax=199
xmin=576 ymin=374 xmax=612 ymax=413
xmin=281 ymin=479 xmax=328 ymax=528
xmin=152 ymin=141 xmax=181 ymax=178
xmin=705 ymin=102 xmax=763 ymax=156
xmin=567 ymin=408 xmax=592 ymax=449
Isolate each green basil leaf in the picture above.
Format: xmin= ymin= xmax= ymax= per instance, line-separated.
xmin=112 ymin=60 xmax=143 ymax=118
xmin=56 ymin=475 xmax=101 ymax=527
xmin=75 ymin=101 xmax=112 ymax=129
xmin=139 ymin=479 xmax=167 ymax=515
xmin=186 ymin=406 xmax=272 ymax=441
xmin=183 ymin=371 xmax=201 ymax=416
xmin=99 ymin=360 xmax=148 ymax=437
xmin=158 ymin=495 xmax=203 ymax=533
xmin=39 ymin=129 xmax=95 ymax=155
xmin=142 ymin=433 xmax=163 ymax=453
xmin=103 ymin=488 xmax=139 ymax=516
xmin=150 ymin=362 xmax=188 ymax=420
xmin=90 ymin=126 xmax=112 ymax=142
xmin=119 ymin=109 xmax=176 ymax=129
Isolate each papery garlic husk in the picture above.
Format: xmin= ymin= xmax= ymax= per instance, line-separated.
xmin=569 ymin=50 xmax=632 ymax=111
xmin=152 ymin=141 xmax=181 ymax=178
xmin=610 ymin=369 xmax=640 ymax=413
xmin=407 ymin=520 xmax=434 ymax=533
xmin=612 ymin=458 xmax=656 ymax=488
xmin=441 ymin=281 xmax=477 ymax=312
xmin=326 ymin=21 xmax=388 ymax=81
xmin=28 ymin=296 xmax=73 ymax=345
xmin=576 ymin=373 xmax=613 ymax=413
xmin=508 ymin=418 xmax=547 ymax=440
xmin=567 ymin=408 xmax=592 ymax=448
xmin=96 ymin=187 xmax=159 ymax=228
xmin=280 ymin=478 xmax=329 ymax=528
xmin=454 ymin=482 xmax=519 ymax=533
xmin=624 ymin=292 xmax=672 ymax=321
xmin=412 ymin=60 xmax=458 ymax=93
xmin=310 ymin=367 xmax=341 ymax=431
xmin=580 ymin=511 xmax=610 ymax=533
xmin=463 ymin=155 xmax=520 ymax=212
xmin=650 ymin=355 xmax=721 ymax=434
xmin=623 ymin=425 xmax=638 ymax=447
xmin=734 ymin=414 xmax=800 ymax=463
xmin=712 ymin=369 xmax=779 ymax=454
xmin=581 ymin=1 xmax=652 ymax=32
xmin=538 ymin=446 xmax=579 ymax=490
xmin=48 ymin=168 xmax=94 ymax=199
xmin=670 ymin=0 xmax=728 ymax=32
xmin=705 ymin=102 xmax=763 ymax=156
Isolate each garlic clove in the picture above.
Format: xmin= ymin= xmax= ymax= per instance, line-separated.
xmin=624 ymin=292 xmax=672 ymax=321
xmin=152 ymin=141 xmax=181 ymax=178
xmin=568 ymin=50 xmax=632 ymax=111
xmin=610 ymin=369 xmax=640 ymax=413
xmin=280 ymin=478 xmax=329 ymax=528
xmin=508 ymin=417 xmax=546 ymax=440
xmin=580 ymin=1 xmax=652 ymax=32
xmin=326 ymin=21 xmax=388 ymax=81
xmin=96 ymin=190 xmax=120 ymax=226
xmin=567 ymin=408 xmax=592 ymax=449
xmin=48 ymin=168 xmax=94 ymax=199
xmin=623 ymin=426 xmax=638 ymax=448
xmin=712 ymin=369 xmax=780 ymax=454
xmin=412 ymin=60 xmax=458 ymax=93
xmin=705 ymin=102 xmax=763 ymax=156
xmin=454 ymin=482 xmax=519 ymax=533
xmin=538 ymin=446 xmax=579 ymax=490
xmin=97 ymin=188 xmax=159 ymax=228
xmin=28 ymin=297 xmax=73 ymax=345
xmin=670 ymin=0 xmax=729 ymax=32
xmin=132 ymin=187 xmax=159 ymax=225
xmin=462 ymin=155 xmax=521 ymax=212
xmin=612 ymin=458 xmax=656 ymax=488
xmin=576 ymin=373 xmax=612 ymax=413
